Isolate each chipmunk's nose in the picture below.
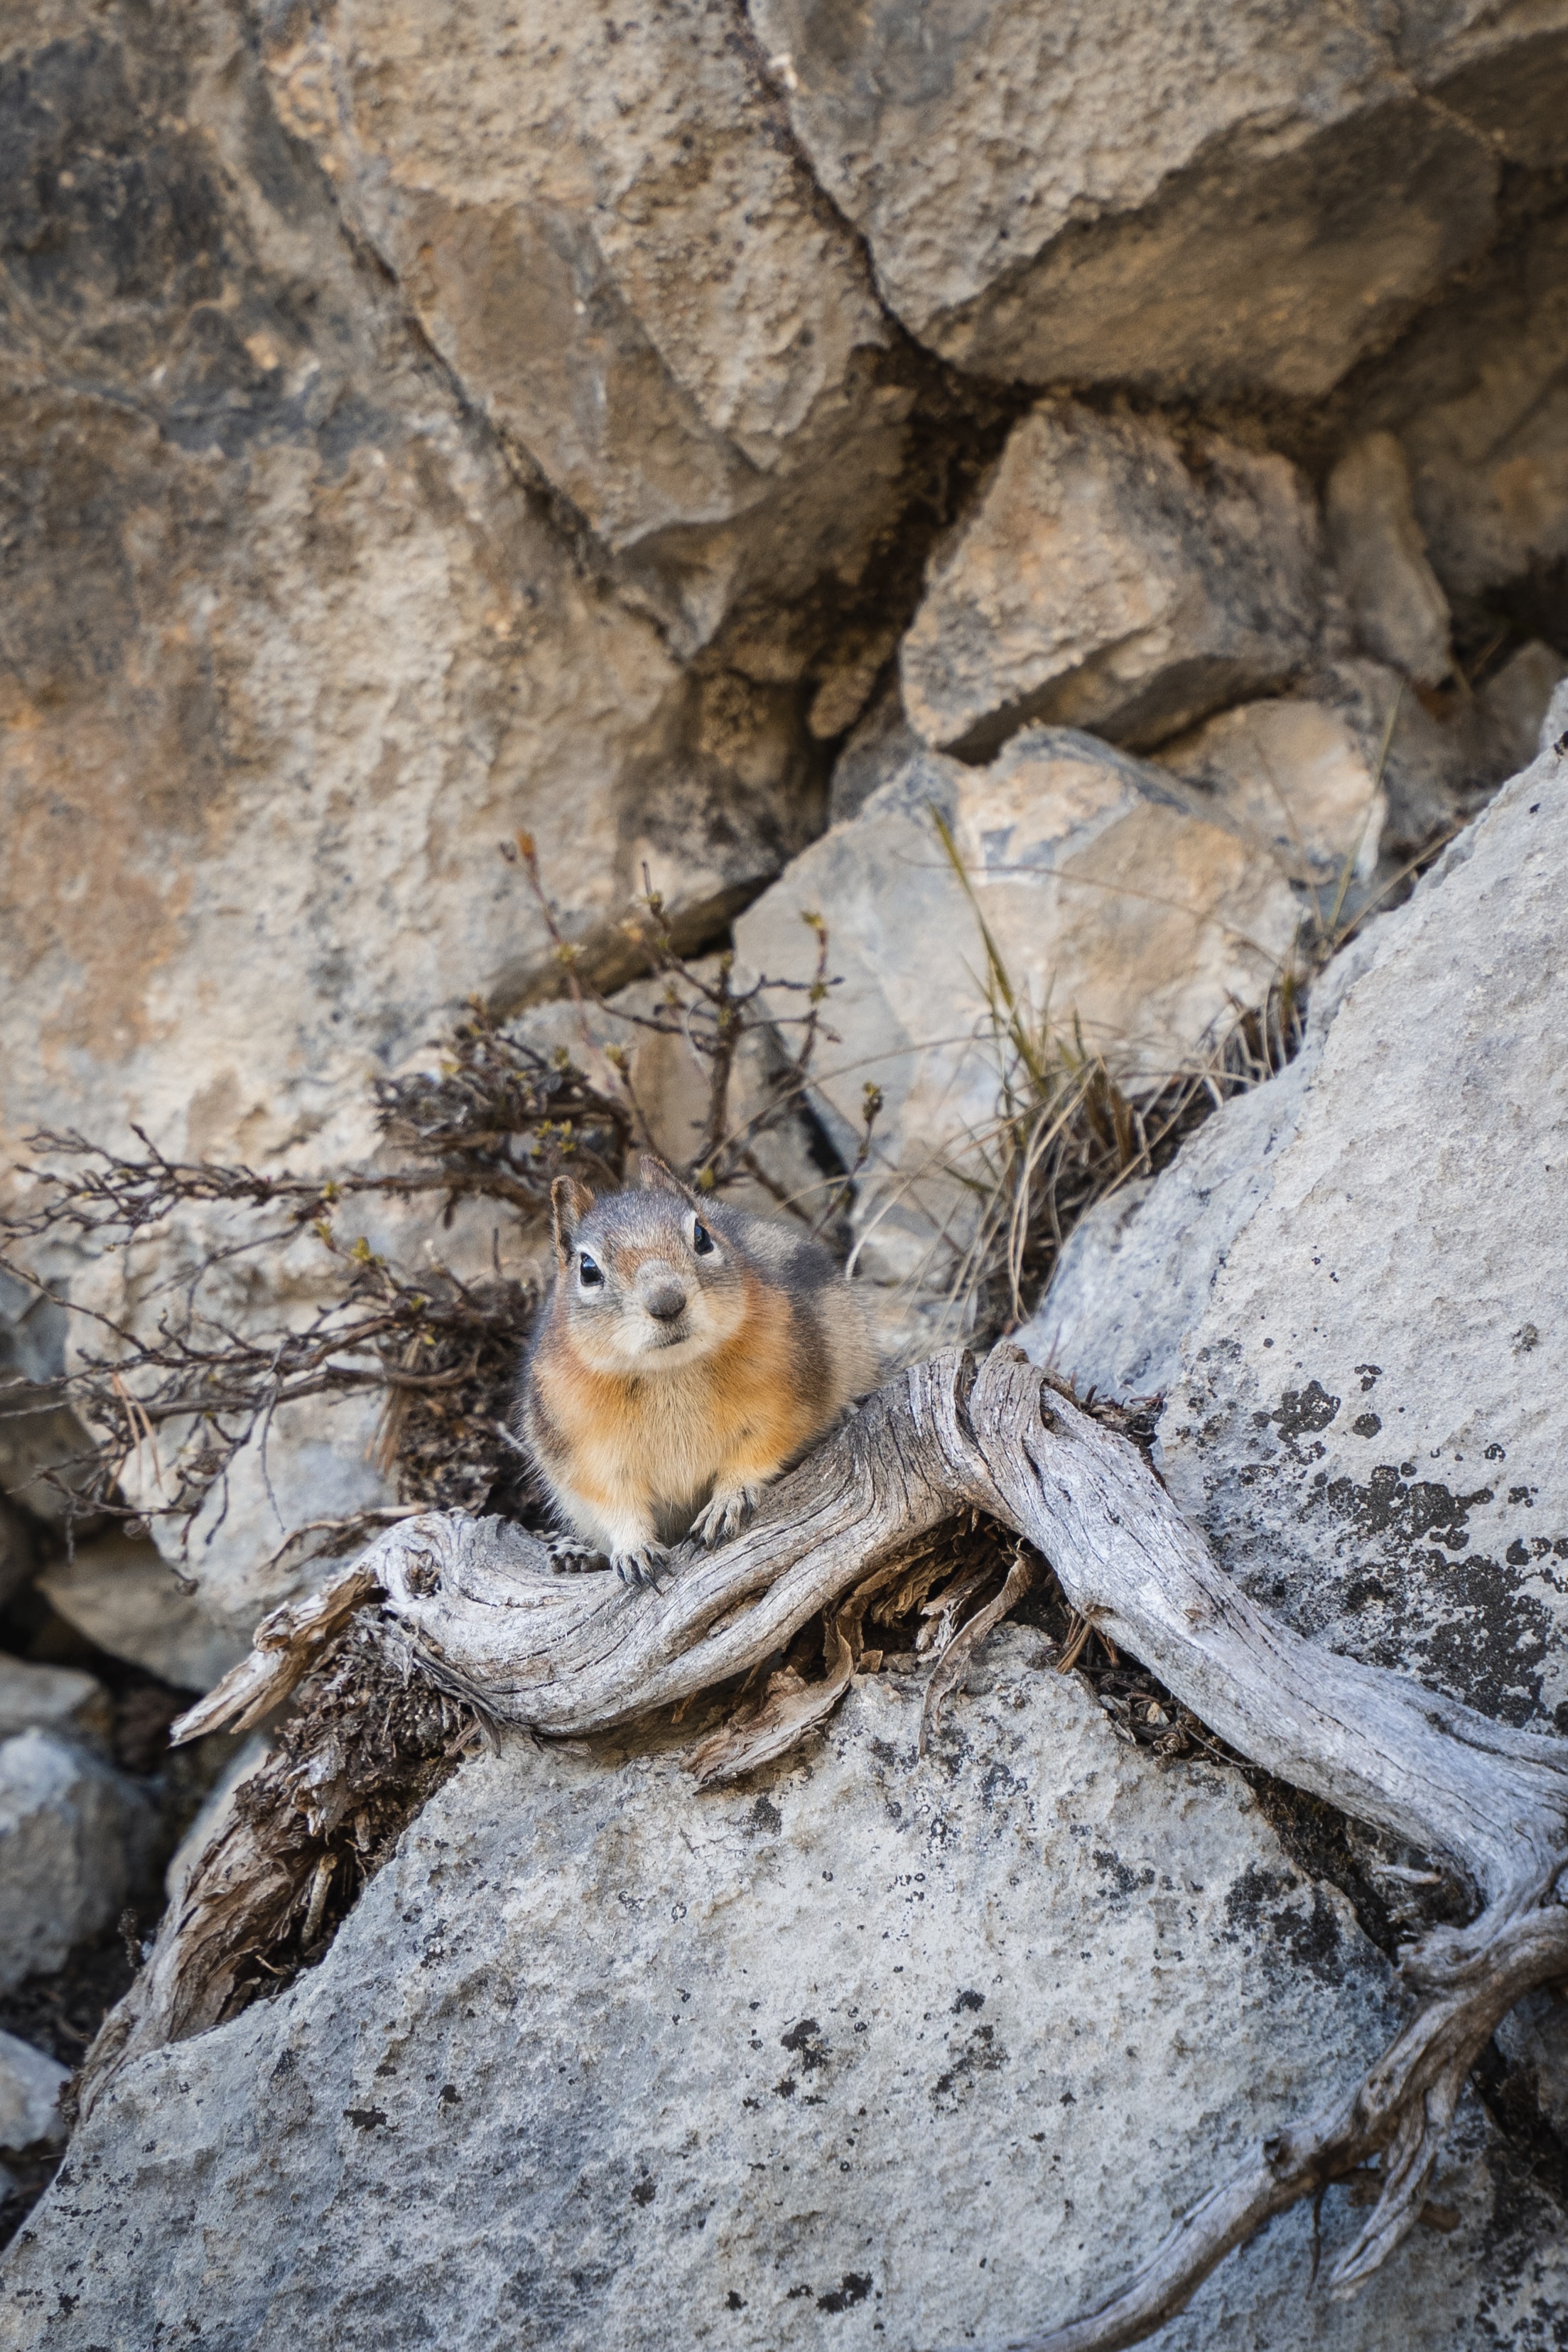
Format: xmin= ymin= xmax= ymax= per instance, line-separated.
xmin=642 ymin=1278 xmax=688 ymax=1323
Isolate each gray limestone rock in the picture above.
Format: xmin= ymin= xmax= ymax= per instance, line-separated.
xmin=37 ymin=1534 xmax=249 ymax=1695
xmin=826 ymin=684 xmax=920 ymax=829
xmin=1025 ymin=748 xmax=1568 ymax=1733
xmin=900 ymin=405 xmax=1323 ymax=759
xmin=0 ymin=1280 xmax=95 ymax=1541
xmin=0 ymin=2036 xmax=70 ymax=2158
xmin=0 ymin=1659 xmax=111 ymax=1752
xmin=6 ymin=1627 xmax=1564 ymax=2349
xmin=0 ymin=1731 xmax=158 ymax=1993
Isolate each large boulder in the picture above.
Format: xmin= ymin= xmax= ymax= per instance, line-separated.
xmin=0 ymin=0 xmax=918 ymax=1651
xmin=1024 ymin=744 xmax=1568 ymax=1727
xmin=5 ymin=1626 xmax=1563 ymax=2348
xmin=746 ymin=0 xmax=1568 ymax=398
xmin=899 ymin=404 xmax=1324 ymax=759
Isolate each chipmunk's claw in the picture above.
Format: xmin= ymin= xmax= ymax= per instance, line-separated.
xmin=612 ymin=1541 xmax=671 ymax=1590
xmin=692 ymin=1485 xmax=761 ymax=1548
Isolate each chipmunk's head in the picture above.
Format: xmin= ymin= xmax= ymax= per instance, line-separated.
xmin=548 ymin=1156 xmax=748 ymax=1374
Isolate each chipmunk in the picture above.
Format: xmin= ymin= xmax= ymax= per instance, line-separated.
xmin=517 ymin=1155 xmax=879 ymax=1585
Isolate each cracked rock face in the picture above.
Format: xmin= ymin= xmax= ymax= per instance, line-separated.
xmin=256 ymin=0 xmax=911 ymax=657
xmin=8 ymin=1625 xmax=1565 ymax=2351
xmin=0 ymin=1 xmax=819 ymax=1185
xmin=746 ymin=0 xmax=1568 ymax=396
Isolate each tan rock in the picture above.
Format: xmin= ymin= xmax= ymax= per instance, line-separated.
xmin=0 ymin=4 xmax=838 ymax=1648
xmin=1297 ymin=659 xmax=1467 ymax=866
xmin=0 ymin=6 xmax=827 ymax=1194
xmin=736 ymin=728 xmax=1302 ymax=1289
xmin=261 ymin=0 xmax=910 ymax=655
xmin=900 ymin=405 xmax=1322 ymax=758
xmin=1325 ymin=434 xmax=1453 ymax=687
xmin=1153 ymin=698 xmax=1386 ymax=891
xmin=745 ymin=0 xmax=1557 ymax=397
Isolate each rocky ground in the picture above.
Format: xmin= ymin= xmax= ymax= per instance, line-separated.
xmin=4 ymin=2 xmax=1568 ymax=2345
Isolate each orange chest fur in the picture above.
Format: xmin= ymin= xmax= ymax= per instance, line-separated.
xmin=539 ymin=1278 xmax=810 ymax=1508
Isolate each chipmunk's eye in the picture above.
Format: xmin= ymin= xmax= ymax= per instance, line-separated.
xmin=578 ymin=1252 xmax=604 ymax=1288
xmin=691 ymin=1220 xmax=715 ymax=1257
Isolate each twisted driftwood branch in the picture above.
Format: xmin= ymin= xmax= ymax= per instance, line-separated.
xmin=83 ymin=1347 xmax=1568 ymax=2349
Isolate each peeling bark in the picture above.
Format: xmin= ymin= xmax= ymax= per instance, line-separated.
xmin=85 ymin=1346 xmax=1568 ymax=2349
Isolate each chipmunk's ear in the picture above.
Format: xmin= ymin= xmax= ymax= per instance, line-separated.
xmin=551 ymin=1175 xmax=595 ymax=1267
xmin=639 ymin=1152 xmax=695 ymax=1202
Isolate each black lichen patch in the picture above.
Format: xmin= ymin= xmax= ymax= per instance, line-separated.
xmin=1326 ymin=1464 xmax=1495 ymax=1555
xmin=1233 ymin=1385 xmax=1568 ymax=1727
xmin=1092 ymin=1849 xmax=1158 ymax=1904
xmin=817 ymin=2272 xmax=873 ymax=2314
xmin=931 ymin=2021 xmax=1007 ymax=2113
xmin=1261 ymin=1379 xmax=1341 ymax=1455
xmin=1304 ymin=1521 xmax=1559 ymax=1728
xmin=779 ymin=2017 xmax=830 ymax=2073
xmin=1221 ymin=1861 xmax=1352 ymax=1986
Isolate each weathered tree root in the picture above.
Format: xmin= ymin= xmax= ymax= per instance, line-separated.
xmin=84 ymin=1347 xmax=1568 ymax=2349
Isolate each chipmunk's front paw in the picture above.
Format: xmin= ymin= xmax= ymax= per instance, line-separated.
xmin=692 ymin=1485 xmax=761 ymax=1548
xmin=611 ymin=1541 xmax=671 ymax=1590
xmin=546 ymin=1536 xmax=602 ymax=1575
